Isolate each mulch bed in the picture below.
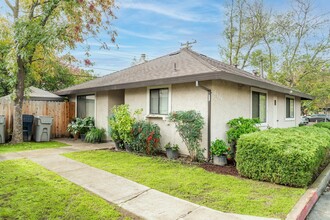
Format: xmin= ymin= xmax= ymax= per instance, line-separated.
xmin=199 ymin=163 xmax=239 ymax=177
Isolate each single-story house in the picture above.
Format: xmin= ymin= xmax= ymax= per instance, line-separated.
xmin=56 ymin=48 xmax=312 ymax=157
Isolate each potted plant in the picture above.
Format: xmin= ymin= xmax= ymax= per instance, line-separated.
xmin=210 ymin=139 xmax=230 ymax=166
xmin=67 ymin=119 xmax=80 ymax=140
xmin=85 ymin=127 xmax=105 ymax=143
xmin=79 ymin=117 xmax=95 ymax=141
xmin=164 ymin=142 xmax=179 ymax=159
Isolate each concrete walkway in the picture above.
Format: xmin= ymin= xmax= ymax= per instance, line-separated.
xmin=1 ymin=139 xmax=279 ymax=220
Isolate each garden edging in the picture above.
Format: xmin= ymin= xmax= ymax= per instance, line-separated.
xmin=286 ymin=163 xmax=330 ymax=220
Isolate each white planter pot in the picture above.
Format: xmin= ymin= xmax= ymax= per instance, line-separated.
xmin=213 ymin=155 xmax=227 ymax=166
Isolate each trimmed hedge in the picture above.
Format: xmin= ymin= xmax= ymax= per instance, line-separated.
xmin=314 ymin=122 xmax=330 ymax=130
xmin=236 ymin=126 xmax=330 ymax=187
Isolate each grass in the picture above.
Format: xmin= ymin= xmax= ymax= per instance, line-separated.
xmin=0 ymin=159 xmax=131 ymax=219
xmin=65 ymin=150 xmax=305 ymax=219
xmin=0 ymin=141 xmax=68 ymax=154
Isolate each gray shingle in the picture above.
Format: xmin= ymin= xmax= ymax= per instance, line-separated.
xmin=56 ymin=48 xmax=312 ymax=100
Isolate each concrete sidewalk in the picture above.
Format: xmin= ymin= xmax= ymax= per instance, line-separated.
xmin=0 ymin=138 xmax=110 ymax=162
xmin=1 ymin=139 xmax=278 ymax=220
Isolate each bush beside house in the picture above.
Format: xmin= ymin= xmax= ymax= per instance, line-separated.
xmin=131 ymin=120 xmax=161 ymax=155
xmin=109 ymin=104 xmax=161 ymax=155
xmin=236 ymin=126 xmax=330 ymax=187
xmin=169 ymin=110 xmax=205 ymax=162
xmin=226 ymin=117 xmax=260 ymax=158
xmin=314 ymin=122 xmax=330 ymax=130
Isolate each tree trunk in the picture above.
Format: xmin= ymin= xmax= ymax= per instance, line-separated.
xmin=11 ymin=55 xmax=25 ymax=143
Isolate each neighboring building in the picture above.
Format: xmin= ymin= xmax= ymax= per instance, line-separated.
xmin=0 ymin=86 xmax=64 ymax=102
xmin=56 ymin=48 xmax=312 ymax=157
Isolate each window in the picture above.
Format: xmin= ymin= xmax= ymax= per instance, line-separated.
xmin=286 ymin=97 xmax=295 ymax=118
xmin=150 ymin=88 xmax=169 ymax=115
xmin=77 ymin=95 xmax=95 ymax=118
xmin=252 ymin=91 xmax=267 ymax=123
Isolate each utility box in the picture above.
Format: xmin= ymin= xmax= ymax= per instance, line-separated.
xmin=0 ymin=115 xmax=5 ymax=144
xmin=34 ymin=116 xmax=53 ymax=142
xmin=23 ymin=114 xmax=34 ymax=141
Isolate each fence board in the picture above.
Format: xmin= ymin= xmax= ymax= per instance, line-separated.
xmin=0 ymin=99 xmax=75 ymax=138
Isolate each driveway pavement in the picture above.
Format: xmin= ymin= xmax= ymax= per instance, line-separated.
xmin=1 ymin=139 xmax=279 ymax=220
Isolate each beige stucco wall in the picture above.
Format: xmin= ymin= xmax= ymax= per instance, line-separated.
xmin=211 ymin=83 xmax=302 ymax=141
xmin=211 ymin=80 xmax=250 ymax=141
xmin=124 ymin=80 xmax=303 ymax=157
xmin=269 ymin=92 xmax=301 ymax=128
xmin=125 ymin=83 xmax=209 ymax=156
xmin=95 ymin=91 xmax=109 ymax=133
xmin=69 ymin=79 xmax=303 ymax=154
xmin=108 ymin=90 xmax=125 ymax=116
xmin=95 ymin=90 xmax=124 ymax=140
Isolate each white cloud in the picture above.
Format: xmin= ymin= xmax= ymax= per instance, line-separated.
xmin=119 ymin=2 xmax=218 ymax=23
xmin=116 ymin=27 xmax=174 ymax=41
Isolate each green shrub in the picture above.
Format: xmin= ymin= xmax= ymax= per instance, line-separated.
xmin=236 ymin=126 xmax=330 ymax=187
xmin=85 ymin=128 xmax=105 ymax=143
xmin=67 ymin=117 xmax=95 ymax=136
xmin=210 ymin=139 xmax=230 ymax=156
xmin=164 ymin=142 xmax=179 ymax=151
xmin=314 ymin=122 xmax=330 ymax=130
xmin=131 ymin=121 xmax=161 ymax=155
xmin=226 ymin=117 xmax=260 ymax=157
xmin=169 ymin=110 xmax=205 ymax=162
xmin=108 ymin=105 xmax=141 ymax=144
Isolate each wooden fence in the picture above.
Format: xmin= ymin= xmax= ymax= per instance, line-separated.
xmin=0 ymin=99 xmax=75 ymax=138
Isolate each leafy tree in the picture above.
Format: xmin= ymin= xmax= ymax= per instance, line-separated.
xmin=2 ymin=0 xmax=117 ymax=143
xmin=220 ymin=0 xmax=330 ymax=112
xmin=0 ymin=18 xmax=14 ymax=97
xmin=220 ymin=0 xmax=272 ymax=69
xmin=28 ymin=58 xmax=95 ymax=93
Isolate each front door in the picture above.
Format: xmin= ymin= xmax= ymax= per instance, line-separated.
xmin=273 ymin=96 xmax=278 ymax=128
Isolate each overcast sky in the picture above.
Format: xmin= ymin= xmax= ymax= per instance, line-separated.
xmin=1 ymin=0 xmax=329 ymax=76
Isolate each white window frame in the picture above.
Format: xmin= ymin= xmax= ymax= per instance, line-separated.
xmin=251 ymin=87 xmax=268 ymax=126
xmin=146 ymin=85 xmax=171 ymax=120
xmin=76 ymin=93 xmax=96 ymax=119
xmin=285 ymin=95 xmax=295 ymax=120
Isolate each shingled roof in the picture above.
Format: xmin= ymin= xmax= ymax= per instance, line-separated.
xmin=1 ymin=86 xmax=64 ymax=101
xmin=56 ymin=48 xmax=312 ymax=100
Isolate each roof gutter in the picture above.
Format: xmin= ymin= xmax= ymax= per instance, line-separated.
xmin=196 ymin=81 xmax=211 ymax=162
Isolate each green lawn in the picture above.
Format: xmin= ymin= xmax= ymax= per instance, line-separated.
xmin=0 ymin=159 xmax=131 ymax=219
xmin=0 ymin=141 xmax=68 ymax=154
xmin=65 ymin=150 xmax=305 ymax=219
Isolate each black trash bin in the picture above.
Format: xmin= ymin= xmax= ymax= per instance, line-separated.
xmin=23 ymin=114 xmax=34 ymax=142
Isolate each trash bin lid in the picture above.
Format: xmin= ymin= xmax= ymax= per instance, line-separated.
xmin=0 ymin=115 xmax=4 ymax=124
xmin=37 ymin=116 xmax=53 ymax=124
xmin=23 ymin=114 xmax=34 ymax=123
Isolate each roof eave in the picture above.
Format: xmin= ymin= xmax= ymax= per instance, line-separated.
xmin=56 ymin=71 xmax=313 ymax=100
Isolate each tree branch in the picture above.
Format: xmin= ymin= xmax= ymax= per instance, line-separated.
xmin=29 ymin=1 xmax=39 ymax=20
xmin=4 ymin=0 xmax=15 ymax=13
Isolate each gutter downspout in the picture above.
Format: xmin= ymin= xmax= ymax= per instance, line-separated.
xmin=195 ymin=81 xmax=211 ymax=162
